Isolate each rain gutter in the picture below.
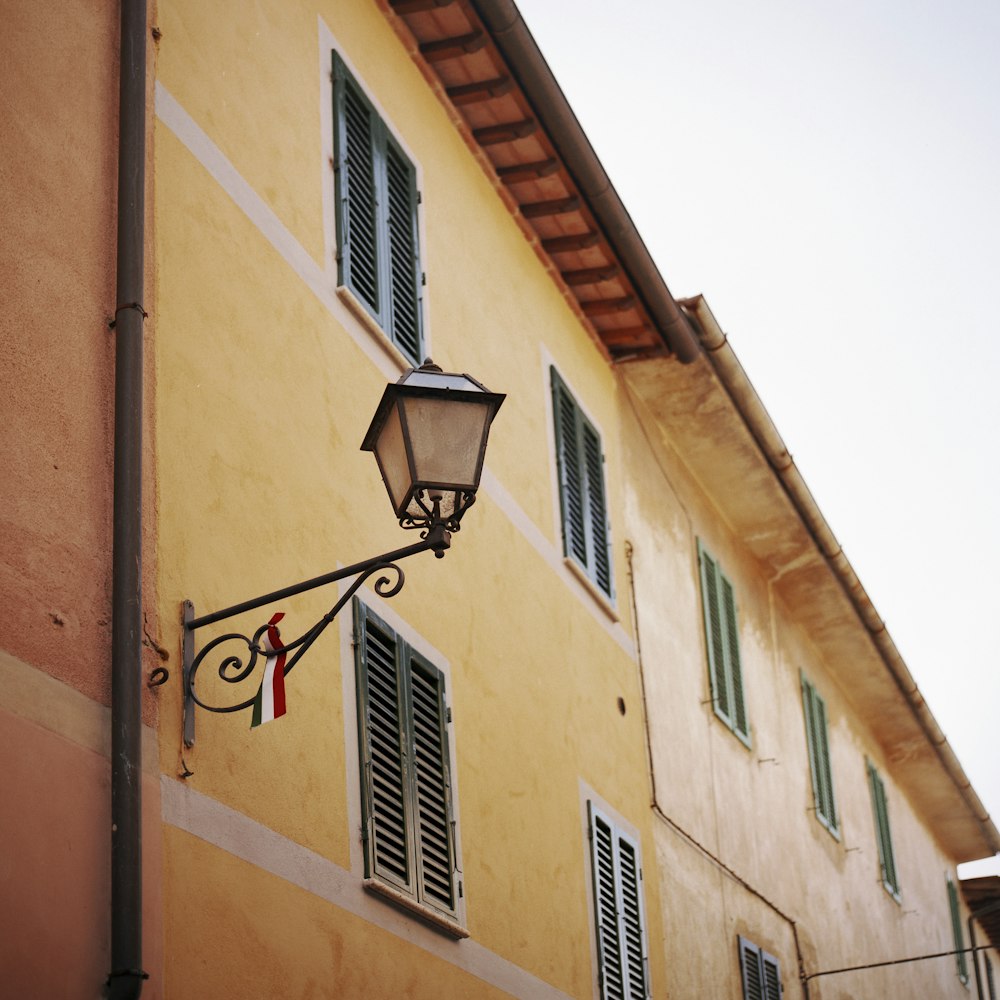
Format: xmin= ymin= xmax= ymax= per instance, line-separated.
xmin=680 ymin=294 xmax=1000 ymax=857
xmin=470 ymin=0 xmax=701 ymax=364
xmin=108 ymin=0 xmax=148 ymax=996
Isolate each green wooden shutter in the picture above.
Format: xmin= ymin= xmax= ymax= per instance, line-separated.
xmin=552 ymin=370 xmax=588 ymax=567
xmin=333 ymin=52 xmax=423 ymax=363
xmin=384 ymin=137 xmax=422 ymax=363
xmin=333 ymin=55 xmax=380 ymax=315
xmin=739 ymin=937 xmax=764 ymax=1000
xmin=409 ymin=652 xmax=457 ymax=915
xmin=814 ymin=695 xmax=835 ymax=827
xmin=551 ymin=370 xmax=613 ymax=598
xmin=867 ymin=761 xmax=899 ymax=896
xmin=801 ymin=676 xmax=838 ymax=833
xmin=739 ymin=938 xmax=781 ymax=1000
xmin=355 ymin=602 xmax=412 ymax=894
xmin=589 ymin=804 xmax=649 ymax=1000
xmin=947 ymin=877 xmax=969 ymax=983
xmin=801 ymin=677 xmax=820 ymax=812
xmin=355 ymin=601 xmax=457 ymax=918
xmin=761 ymin=951 xmax=781 ymax=1000
xmin=721 ymin=575 xmax=748 ymax=739
xmin=698 ymin=543 xmax=730 ymax=724
xmin=617 ymin=832 xmax=649 ymax=999
xmin=698 ymin=542 xmax=749 ymax=743
xmin=583 ymin=423 xmax=612 ymax=597
xmin=590 ymin=806 xmax=625 ymax=1000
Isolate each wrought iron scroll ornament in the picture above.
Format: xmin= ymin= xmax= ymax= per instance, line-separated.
xmin=180 ymin=521 xmax=451 ymax=748
xmin=399 ymin=490 xmax=476 ymax=533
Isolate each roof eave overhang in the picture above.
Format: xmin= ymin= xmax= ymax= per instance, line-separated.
xmin=622 ymin=293 xmax=999 ymax=861
xmin=384 ymin=0 xmax=700 ymax=364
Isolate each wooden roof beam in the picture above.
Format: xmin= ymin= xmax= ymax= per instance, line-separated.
xmin=519 ymin=198 xmax=580 ymax=219
xmin=389 ymin=0 xmax=455 ymax=13
xmin=582 ymin=296 xmax=635 ymax=316
xmin=541 ymin=232 xmax=600 ymax=253
xmin=599 ymin=326 xmax=653 ymax=346
xmin=473 ymin=119 xmax=537 ymax=145
xmin=446 ymin=76 xmax=513 ymax=106
xmin=419 ymin=31 xmax=486 ymax=62
xmin=561 ymin=265 xmax=620 ymax=286
xmin=497 ymin=159 xmax=559 ymax=184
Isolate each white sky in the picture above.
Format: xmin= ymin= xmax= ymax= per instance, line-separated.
xmin=514 ymin=0 xmax=1000 ymax=869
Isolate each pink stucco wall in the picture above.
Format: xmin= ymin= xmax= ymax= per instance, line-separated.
xmin=0 ymin=709 xmax=163 ymax=999
xmin=0 ymin=0 xmax=125 ymax=706
xmin=0 ymin=1 xmax=163 ymax=994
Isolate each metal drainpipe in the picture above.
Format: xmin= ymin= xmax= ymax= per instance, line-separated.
xmin=108 ymin=0 xmax=147 ymax=997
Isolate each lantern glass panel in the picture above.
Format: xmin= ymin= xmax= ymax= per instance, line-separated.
xmin=401 ymin=396 xmax=491 ymax=490
xmin=373 ymin=403 xmax=412 ymax=513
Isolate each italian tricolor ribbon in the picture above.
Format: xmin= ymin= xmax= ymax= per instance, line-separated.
xmin=251 ymin=612 xmax=287 ymax=728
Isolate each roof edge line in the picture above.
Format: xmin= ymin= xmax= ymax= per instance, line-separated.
xmin=470 ymin=0 xmax=701 ymax=364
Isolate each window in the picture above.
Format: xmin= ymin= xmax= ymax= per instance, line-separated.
xmin=551 ymin=368 xmax=613 ymax=599
xmin=588 ymin=803 xmax=649 ymax=1000
xmin=866 ymin=760 xmax=899 ymax=898
xmin=738 ymin=937 xmax=782 ymax=1000
xmin=697 ymin=541 xmax=749 ymax=744
xmin=800 ymin=675 xmax=838 ymax=835
xmin=987 ymin=954 xmax=996 ymax=1000
xmin=947 ymin=876 xmax=969 ymax=984
xmin=353 ymin=599 xmax=460 ymax=924
xmin=332 ymin=52 xmax=424 ymax=363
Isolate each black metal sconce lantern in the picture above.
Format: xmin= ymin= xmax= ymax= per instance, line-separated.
xmin=175 ymin=360 xmax=504 ymax=748
xmin=362 ymin=363 xmax=505 ymax=532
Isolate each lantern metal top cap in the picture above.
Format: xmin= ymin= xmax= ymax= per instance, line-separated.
xmin=360 ymin=359 xmax=505 ymax=452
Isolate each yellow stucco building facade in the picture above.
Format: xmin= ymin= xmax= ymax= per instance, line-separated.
xmin=2 ymin=0 xmax=999 ymax=997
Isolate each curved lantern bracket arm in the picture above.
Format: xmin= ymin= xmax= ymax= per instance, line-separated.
xmin=181 ymin=526 xmax=449 ymax=748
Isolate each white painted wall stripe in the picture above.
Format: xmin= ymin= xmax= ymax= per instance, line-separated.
xmin=161 ymin=777 xmax=573 ymax=1000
